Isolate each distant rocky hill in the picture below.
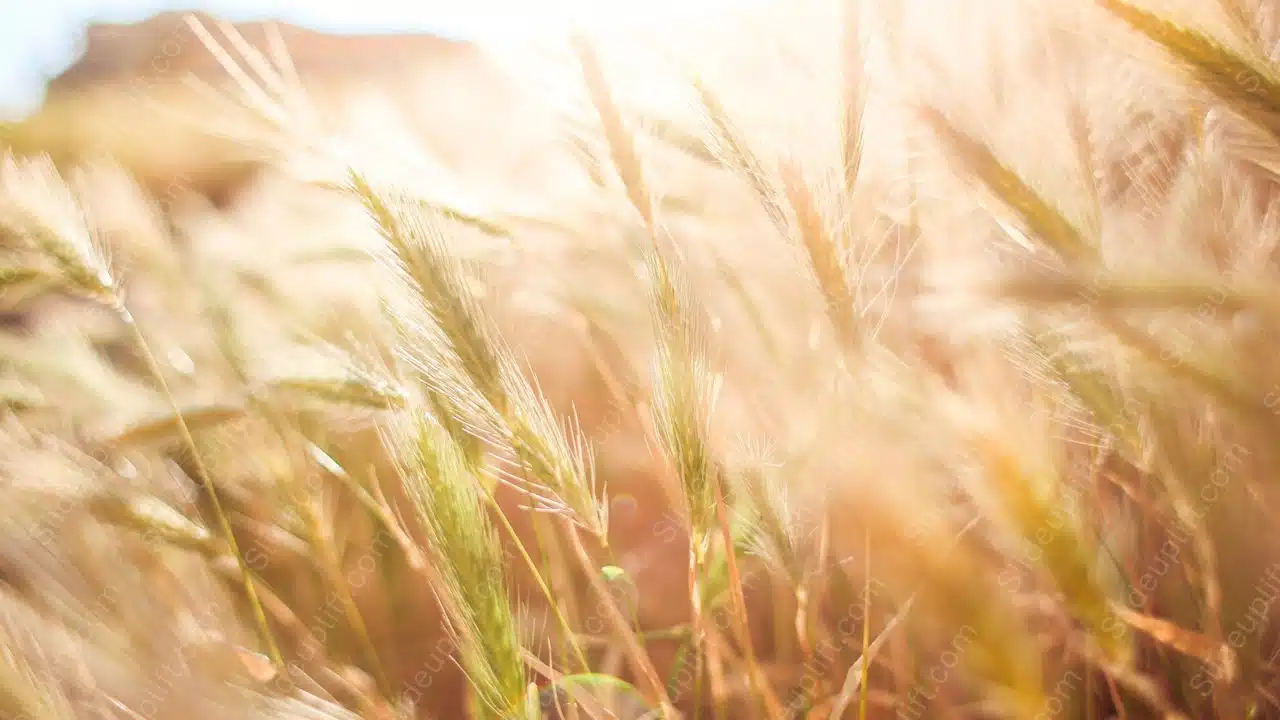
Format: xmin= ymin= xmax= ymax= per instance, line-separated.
xmin=4 ymin=12 xmax=543 ymax=208
xmin=45 ymin=11 xmax=481 ymax=96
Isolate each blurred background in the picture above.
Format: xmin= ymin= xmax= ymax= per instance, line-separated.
xmin=0 ymin=0 xmax=774 ymax=211
xmin=0 ymin=0 xmax=751 ymax=119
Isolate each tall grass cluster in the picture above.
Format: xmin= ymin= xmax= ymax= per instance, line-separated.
xmin=4 ymin=0 xmax=1280 ymax=717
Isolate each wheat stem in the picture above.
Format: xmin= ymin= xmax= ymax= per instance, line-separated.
xmin=712 ymin=471 xmax=785 ymax=719
xmin=117 ymin=304 xmax=285 ymax=672
xmin=561 ymin=516 xmax=675 ymax=717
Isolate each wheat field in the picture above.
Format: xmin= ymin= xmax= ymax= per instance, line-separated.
xmin=3 ymin=0 xmax=1280 ymax=718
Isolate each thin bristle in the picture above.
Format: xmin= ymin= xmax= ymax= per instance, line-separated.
xmin=497 ymin=354 xmax=609 ymax=537
xmin=350 ymin=173 xmax=510 ymax=415
xmin=693 ymin=78 xmax=791 ymax=235
xmin=0 ymin=155 xmax=115 ymax=301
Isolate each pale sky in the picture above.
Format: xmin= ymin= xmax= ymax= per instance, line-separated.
xmin=0 ymin=0 xmax=744 ymax=118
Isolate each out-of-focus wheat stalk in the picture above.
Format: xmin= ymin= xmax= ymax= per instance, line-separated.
xmin=779 ymin=160 xmax=860 ymax=351
xmin=1097 ymin=0 xmax=1280 ymax=144
xmin=840 ymin=0 xmax=868 ymax=198
xmin=692 ymin=78 xmax=791 ymax=237
xmin=0 ymin=153 xmax=285 ymax=673
xmin=918 ymin=105 xmax=1098 ymax=266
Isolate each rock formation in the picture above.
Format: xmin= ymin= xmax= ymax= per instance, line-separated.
xmin=44 ymin=11 xmax=480 ymax=97
xmin=4 ymin=11 xmax=530 ymax=208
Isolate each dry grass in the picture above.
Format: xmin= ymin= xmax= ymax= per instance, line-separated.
xmin=5 ymin=0 xmax=1280 ymax=717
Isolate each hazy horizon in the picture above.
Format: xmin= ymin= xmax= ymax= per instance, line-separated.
xmin=0 ymin=0 xmax=741 ymax=119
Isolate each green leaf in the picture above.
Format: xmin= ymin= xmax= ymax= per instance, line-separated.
xmin=538 ymin=674 xmax=656 ymax=719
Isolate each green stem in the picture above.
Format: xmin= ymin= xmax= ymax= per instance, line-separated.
xmin=691 ymin=537 xmax=706 ymax=720
xmin=117 ymin=304 xmax=284 ymax=671
xmin=484 ymin=494 xmax=592 ymax=675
